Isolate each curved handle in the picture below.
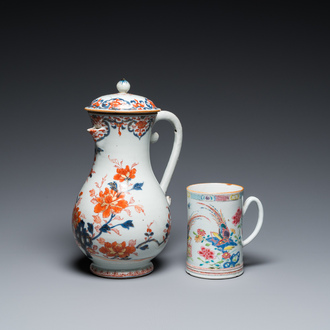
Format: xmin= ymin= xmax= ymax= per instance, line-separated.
xmin=152 ymin=110 xmax=183 ymax=194
xmin=242 ymin=196 xmax=264 ymax=247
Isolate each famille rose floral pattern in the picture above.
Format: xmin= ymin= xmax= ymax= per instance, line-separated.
xmin=72 ymin=158 xmax=171 ymax=261
xmin=90 ymin=97 xmax=158 ymax=111
xmin=187 ymin=203 xmax=242 ymax=270
xmin=88 ymin=114 xmax=155 ymax=142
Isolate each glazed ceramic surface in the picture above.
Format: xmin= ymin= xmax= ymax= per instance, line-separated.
xmin=72 ymin=80 xmax=182 ymax=278
xmin=186 ymin=183 xmax=263 ymax=279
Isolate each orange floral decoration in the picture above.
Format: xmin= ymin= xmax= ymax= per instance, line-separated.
xmin=99 ymin=241 xmax=136 ymax=259
xmin=94 ymin=188 xmax=128 ymax=218
xmin=148 ymin=100 xmax=156 ymax=108
xmin=134 ymin=120 xmax=148 ymax=137
xmin=113 ymin=165 xmax=136 ymax=182
xmin=135 ymin=121 xmax=147 ymax=129
xmin=109 ymin=99 xmax=123 ymax=108
xmin=194 ymin=235 xmax=203 ymax=243
xmin=132 ymin=99 xmax=145 ymax=108
xmin=72 ymin=205 xmax=82 ymax=229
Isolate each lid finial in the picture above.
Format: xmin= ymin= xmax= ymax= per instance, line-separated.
xmin=116 ymin=79 xmax=130 ymax=93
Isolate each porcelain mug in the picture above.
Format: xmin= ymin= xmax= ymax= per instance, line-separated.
xmin=186 ymin=183 xmax=263 ymax=279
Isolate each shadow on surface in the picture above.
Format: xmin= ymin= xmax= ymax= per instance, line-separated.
xmin=71 ymin=255 xmax=95 ymax=276
xmin=151 ymin=256 xmax=169 ymax=273
xmin=244 ymin=251 xmax=274 ymax=268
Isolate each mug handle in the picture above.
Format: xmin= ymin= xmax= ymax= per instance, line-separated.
xmin=242 ymin=196 xmax=264 ymax=247
xmin=152 ymin=110 xmax=183 ymax=194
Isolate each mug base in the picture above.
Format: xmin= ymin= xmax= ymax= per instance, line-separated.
xmin=90 ymin=262 xmax=154 ymax=279
xmin=186 ymin=263 xmax=244 ymax=279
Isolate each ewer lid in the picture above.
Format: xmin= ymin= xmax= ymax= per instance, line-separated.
xmin=85 ymin=79 xmax=161 ymax=113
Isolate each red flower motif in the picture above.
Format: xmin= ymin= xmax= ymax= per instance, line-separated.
xmin=94 ymin=188 xmax=128 ymax=218
xmin=99 ymin=241 xmax=136 ymax=259
xmin=232 ymin=208 xmax=242 ymax=226
xmin=113 ymin=165 xmax=137 ymax=182
xmin=222 ymin=252 xmax=231 ymax=259
xmin=198 ymin=246 xmax=215 ymax=260
xmin=197 ymin=229 xmax=206 ymax=236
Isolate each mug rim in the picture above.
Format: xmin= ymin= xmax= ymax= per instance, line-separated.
xmin=186 ymin=182 xmax=244 ymax=194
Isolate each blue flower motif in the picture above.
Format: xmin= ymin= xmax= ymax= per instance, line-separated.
xmin=75 ymin=220 xmax=93 ymax=259
xmin=223 ymin=252 xmax=240 ymax=268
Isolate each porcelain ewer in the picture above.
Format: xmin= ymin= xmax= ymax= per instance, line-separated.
xmin=72 ymin=80 xmax=182 ymax=278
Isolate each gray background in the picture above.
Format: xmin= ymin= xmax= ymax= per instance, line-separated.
xmin=1 ymin=3 xmax=329 ymax=329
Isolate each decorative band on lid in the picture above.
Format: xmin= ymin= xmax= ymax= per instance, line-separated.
xmin=85 ymin=79 xmax=161 ymax=113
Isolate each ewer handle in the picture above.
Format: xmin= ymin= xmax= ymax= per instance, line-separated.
xmin=152 ymin=111 xmax=183 ymax=194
